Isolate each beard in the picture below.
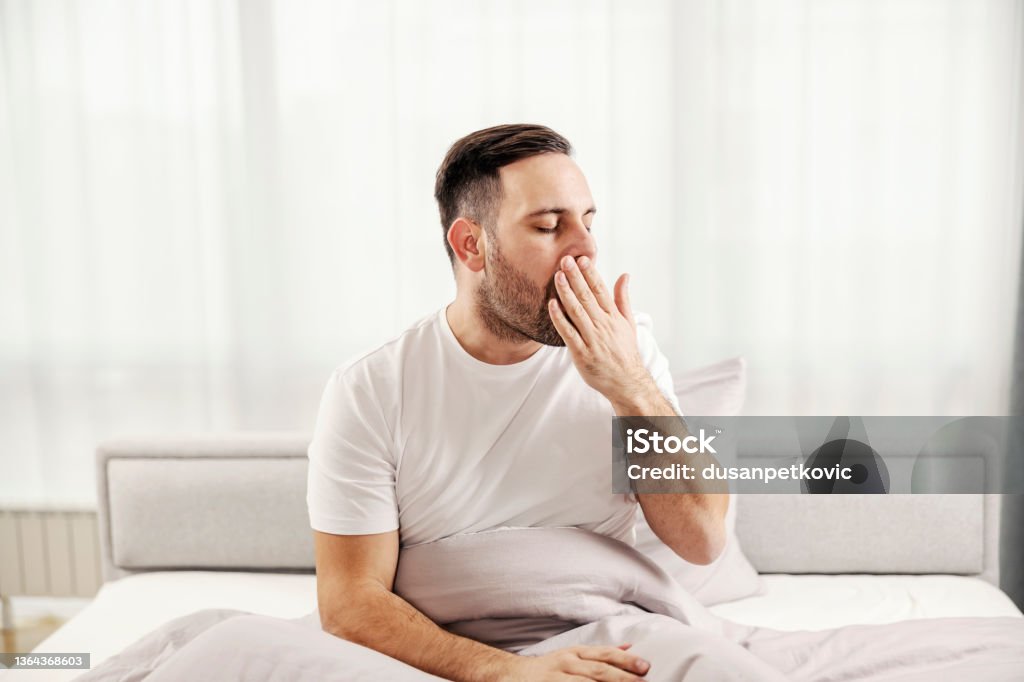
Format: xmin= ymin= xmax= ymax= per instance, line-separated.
xmin=475 ymin=238 xmax=566 ymax=347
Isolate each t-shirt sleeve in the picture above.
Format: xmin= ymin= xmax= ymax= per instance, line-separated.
xmin=306 ymin=366 xmax=400 ymax=535
xmin=634 ymin=312 xmax=683 ymax=416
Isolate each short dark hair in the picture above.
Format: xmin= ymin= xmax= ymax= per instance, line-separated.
xmin=434 ymin=124 xmax=573 ymax=267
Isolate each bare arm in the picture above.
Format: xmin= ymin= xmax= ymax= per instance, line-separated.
xmin=314 ymin=530 xmax=651 ymax=681
xmin=607 ymin=390 xmax=730 ymax=565
xmin=547 ymin=254 xmax=728 ymax=565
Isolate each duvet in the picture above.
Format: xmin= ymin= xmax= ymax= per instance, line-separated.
xmin=74 ymin=527 xmax=1024 ymax=681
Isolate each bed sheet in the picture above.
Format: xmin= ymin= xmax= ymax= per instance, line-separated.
xmin=711 ymin=573 xmax=1023 ymax=630
xmin=10 ymin=571 xmax=1021 ymax=681
xmin=8 ymin=572 xmax=316 ymax=681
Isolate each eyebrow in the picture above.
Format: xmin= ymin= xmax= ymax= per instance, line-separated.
xmin=523 ymin=206 xmax=597 ymax=219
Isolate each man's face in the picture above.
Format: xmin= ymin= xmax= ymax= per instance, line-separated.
xmin=475 ymin=152 xmax=598 ymax=346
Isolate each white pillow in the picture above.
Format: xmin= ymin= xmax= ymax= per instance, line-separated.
xmin=634 ymin=356 xmax=764 ymax=606
xmin=673 ymin=356 xmax=747 ymax=418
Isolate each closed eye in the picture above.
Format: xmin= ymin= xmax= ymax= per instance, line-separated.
xmin=534 ymin=223 xmax=593 ymax=233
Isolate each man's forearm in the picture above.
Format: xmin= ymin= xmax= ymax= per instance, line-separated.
xmin=636 ymin=489 xmax=729 ymax=564
xmin=611 ymin=382 xmax=730 ymax=564
xmin=324 ymin=582 xmax=517 ymax=682
xmin=544 ymin=254 xmax=728 ymax=562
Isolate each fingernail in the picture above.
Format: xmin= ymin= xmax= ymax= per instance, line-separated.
xmin=578 ymin=256 xmax=590 ymax=269
xmin=562 ymin=256 xmax=575 ymax=269
xmin=556 ymin=271 xmax=566 ymax=285
xmin=636 ymin=659 xmax=650 ymax=673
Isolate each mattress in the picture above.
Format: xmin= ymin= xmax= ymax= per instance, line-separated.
xmin=13 ymin=571 xmax=1022 ymax=682
xmin=712 ymin=573 xmax=1023 ymax=630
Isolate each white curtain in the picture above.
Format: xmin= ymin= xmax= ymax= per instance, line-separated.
xmin=2 ymin=0 xmax=1022 ymax=506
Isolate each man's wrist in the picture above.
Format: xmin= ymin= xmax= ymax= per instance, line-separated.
xmin=473 ymin=650 xmax=524 ymax=682
xmin=609 ymin=376 xmax=670 ymax=416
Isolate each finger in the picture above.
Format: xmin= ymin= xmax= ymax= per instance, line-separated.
xmin=566 ymin=659 xmax=645 ymax=682
xmin=613 ymin=273 xmax=634 ymax=327
xmin=555 ymin=270 xmax=596 ymax=341
xmin=577 ymin=256 xmax=616 ymax=314
xmin=561 ymin=255 xmax=606 ymax=320
xmin=549 ymin=298 xmax=585 ymax=349
xmin=575 ymin=647 xmax=650 ymax=677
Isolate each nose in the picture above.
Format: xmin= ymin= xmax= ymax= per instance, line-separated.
xmin=563 ymin=218 xmax=598 ymax=265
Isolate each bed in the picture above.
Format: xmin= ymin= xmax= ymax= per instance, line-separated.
xmin=16 ymin=434 xmax=1023 ymax=681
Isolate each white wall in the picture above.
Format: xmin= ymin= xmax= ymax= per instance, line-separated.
xmin=1 ymin=0 xmax=1022 ymax=506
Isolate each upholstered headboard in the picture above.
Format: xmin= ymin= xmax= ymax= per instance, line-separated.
xmin=94 ymin=434 xmax=1002 ymax=586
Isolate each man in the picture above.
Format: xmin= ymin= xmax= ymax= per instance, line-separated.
xmin=307 ymin=124 xmax=729 ymax=681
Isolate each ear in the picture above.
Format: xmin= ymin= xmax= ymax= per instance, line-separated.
xmin=447 ymin=218 xmax=487 ymax=273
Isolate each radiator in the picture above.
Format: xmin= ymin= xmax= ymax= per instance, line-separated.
xmin=0 ymin=509 xmax=102 ymax=599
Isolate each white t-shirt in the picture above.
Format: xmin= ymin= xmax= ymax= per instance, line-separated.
xmin=306 ymin=306 xmax=681 ymax=548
